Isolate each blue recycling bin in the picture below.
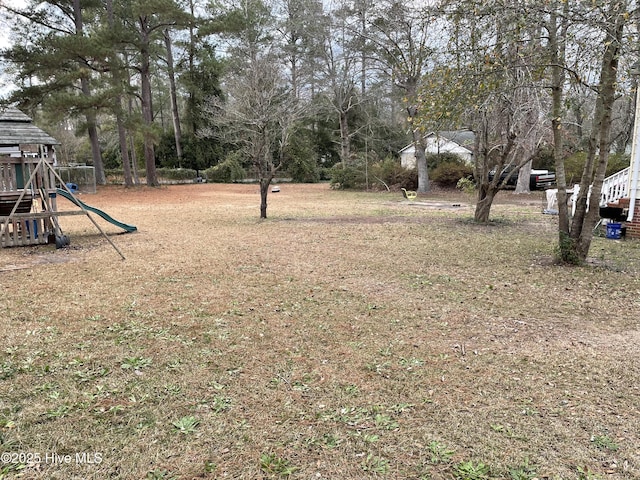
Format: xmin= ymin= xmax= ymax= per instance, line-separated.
xmin=606 ymin=222 xmax=622 ymax=239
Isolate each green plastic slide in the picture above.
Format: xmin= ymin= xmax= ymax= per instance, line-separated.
xmin=56 ymin=188 xmax=137 ymax=233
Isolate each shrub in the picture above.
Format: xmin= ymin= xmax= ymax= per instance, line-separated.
xmin=564 ymin=151 xmax=630 ymax=185
xmin=287 ymin=156 xmax=320 ymax=183
xmin=426 ymin=152 xmax=466 ymax=171
xmin=329 ymin=158 xmax=416 ymax=190
xmin=431 ymin=161 xmax=474 ymax=188
xmin=156 ymin=167 xmax=198 ymax=181
xmin=606 ymin=153 xmax=630 ymax=177
xmin=456 ymin=177 xmax=476 ymax=195
xmin=318 ymin=167 xmax=333 ymax=181
xmin=283 ymin=129 xmax=320 ymax=182
xmin=370 ymin=157 xmax=417 ymax=190
xmin=203 ymin=153 xmax=247 ymax=183
xmin=329 ymin=164 xmax=366 ymax=189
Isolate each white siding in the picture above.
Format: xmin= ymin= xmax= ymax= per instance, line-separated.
xmin=399 ymin=135 xmax=473 ymax=169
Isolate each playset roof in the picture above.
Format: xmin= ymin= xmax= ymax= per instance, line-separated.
xmin=0 ymin=106 xmax=59 ymax=147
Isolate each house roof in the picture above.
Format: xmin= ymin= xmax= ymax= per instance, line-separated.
xmin=399 ymin=130 xmax=475 ymax=154
xmin=433 ymin=130 xmax=475 ymax=148
xmin=0 ymin=106 xmax=59 ymax=146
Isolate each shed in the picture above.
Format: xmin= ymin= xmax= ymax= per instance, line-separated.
xmin=400 ymin=130 xmax=475 ymax=169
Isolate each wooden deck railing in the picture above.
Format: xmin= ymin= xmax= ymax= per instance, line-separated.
xmin=600 ymin=167 xmax=630 ymax=206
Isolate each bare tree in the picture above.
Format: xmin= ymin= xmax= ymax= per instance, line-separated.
xmin=367 ymin=0 xmax=437 ymax=193
xmin=318 ymin=2 xmax=364 ymax=167
xmin=543 ymin=0 xmax=632 ymax=262
xmin=565 ymin=1 xmax=627 ymax=261
xmin=422 ymin=0 xmax=548 ymax=221
xmin=202 ymin=58 xmax=307 ymax=218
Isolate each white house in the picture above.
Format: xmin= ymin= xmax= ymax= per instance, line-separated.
xmin=399 ymin=130 xmax=475 ymax=169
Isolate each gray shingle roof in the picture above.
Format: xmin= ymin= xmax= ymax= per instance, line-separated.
xmin=0 ymin=107 xmax=59 ymax=146
xmin=435 ymin=130 xmax=475 ymax=147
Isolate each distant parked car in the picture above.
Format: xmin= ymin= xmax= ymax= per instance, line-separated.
xmin=488 ymin=166 xmax=556 ymax=190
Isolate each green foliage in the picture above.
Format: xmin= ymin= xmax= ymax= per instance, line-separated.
xmin=172 ymin=415 xmax=199 ymax=434
xmin=529 ymin=146 xmax=556 ymax=171
xmin=426 ymin=152 xmax=466 ymax=170
xmin=563 ymin=152 xmax=629 ymax=186
xmin=156 ymin=132 xmax=228 ymax=172
xmin=508 ymin=458 xmax=538 ymax=480
xmin=146 ymin=469 xmax=178 ymax=480
xmin=181 ymin=48 xmax=224 ymax=139
xmin=554 ymin=231 xmax=582 ymax=265
xmin=155 ymin=168 xmax=198 ymax=181
xmin=591 ymin=434 xmax=618 ymax=451
xmin=329 ymin=164 xmax=366 ymax=189
xmin=361 ymin=453 xmax=389 ymax=474
xmin=328 ymin=156 xmax=418 ymax=190
xmin=284 ymin=131 xmax=320 ymax=182
xmin=576 ymin=465 xmax=603 ymax=480
xmin=182 ymin=133 xmax=228 ymax=172
xmin=121 ymin=356 xmax=152 ymax=370
xmin=259 ymin=453 xmax=298 ymax=476
xmin=203 ymin=153 xmax=247 ymax=183
xmin=457 ymin=177 xmax=476 ymax=195
xmin=606 ymin=153 xmax=629 ymax=177
xmin=102 ymin=144 xmax=124 ymax=170
xmin=563 ymin=152 xmax=586 ymax=185
xmin=431 ymin=161 xmax=474 ymax=188
xmin=329 ymin=158 xmax=416 ymax=190
xmin=453 ymin=460 xmax=490 ymax=480
xmin=156 ymin=133 xmax=182 ymax=169
xmin=370 ymin=157 xmax=417 ymax=189
xmin=103 ymin=167 xmax=199 ymax=184
xmin=426 ymin=440 xmax=455 ymax=464
xmin=287 ymin=156 xmax=320 ymax=182
xmin=417 ymin=65 xmax=495 ymax=131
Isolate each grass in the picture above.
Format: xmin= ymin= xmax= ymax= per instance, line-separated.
xmin=0 ymin=183 xmax=639 ymax=479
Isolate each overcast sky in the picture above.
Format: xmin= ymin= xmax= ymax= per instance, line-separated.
xmin=0 ymin=0 xmax=27 ymax=94
xmin=0 ymin=0 xmax=27 ymax=49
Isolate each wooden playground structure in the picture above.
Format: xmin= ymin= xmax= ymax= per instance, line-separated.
xmin=0 ymin=107 xmax=68 ymax=248
xmin=0 ymin=107 xmax=131 ymax=258
xmin=0 ymin=154 xmax=68 ymax=247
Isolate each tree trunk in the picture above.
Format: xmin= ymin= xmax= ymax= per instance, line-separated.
xmin=117 ymin=113 xmax=133 ymax=187
xmin=515 ymin=159 xmax=532 ymax=194
xmin=164 ymin=29 xmax=183 ymax=165
xmin=411 ymin=121 xmax=429 ymax=193
xmin=73 ymin=0 xmax=105 ymax=185
xmin=475 ymin=184 xmax=497 ymax=223
xmin=339 ymin=110 xmax=350 ymax=167
xmin=472 ymin=114 xmax=515 ymax=222
xmin=260 ymin=178 xmax=270 ymax=219
xmin=127 ymin=67 xmax=141 ymax=186
xmin=106 ymin=0 xmax=132 ymax=188
xmin=405 ymin=76 xmax=429 ymax=193
xmin=548 ymin=1 xmax=571 ymax=260
xmin=139 ymin=17 xmax=159 ymax=187
xmin=565 ymin=4 xmax=623 ymax=263
xmin=85 ymin=105 xmax=105 ymax=185
xmin=129 ymin=132 xmax=140 ymax=186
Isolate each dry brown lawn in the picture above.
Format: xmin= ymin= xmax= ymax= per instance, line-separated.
xmin=1 ymin=183 xmax=639 ymax=480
